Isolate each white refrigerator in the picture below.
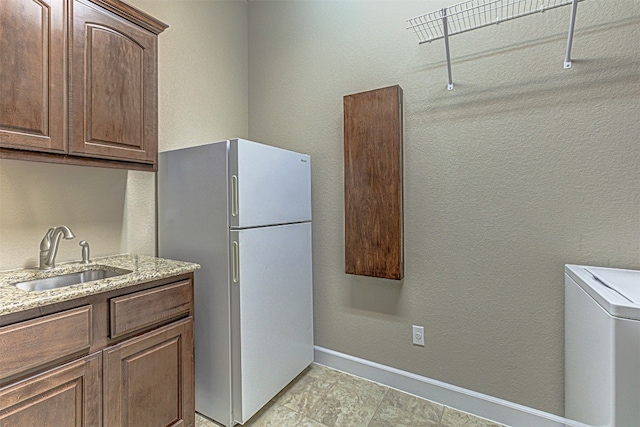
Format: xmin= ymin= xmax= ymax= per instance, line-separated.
xmin=158 ymin=139 xmax=314 ymax=427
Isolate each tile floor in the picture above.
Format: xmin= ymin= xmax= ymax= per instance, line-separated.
xmin=195 ymin=363 xmax=508 ymax=427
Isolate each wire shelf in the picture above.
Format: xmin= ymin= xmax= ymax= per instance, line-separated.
xmin=407 ymin=0 xmax=582 ymax=44
xmin=406 ymin=0 xmax=584 ymax=90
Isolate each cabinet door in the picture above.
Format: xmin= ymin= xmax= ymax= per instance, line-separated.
xmin=103 ymin=317 xmax=194 ymax=427
xmin=0 ymin=352 xmax=101 ymax=427
xmin=69 ymin=0 xmax=158 ymax=165
xmin=344 ymin=85 xmax=404 ymax=279
xmin=0 ymin=0 xmax=66 ymax=153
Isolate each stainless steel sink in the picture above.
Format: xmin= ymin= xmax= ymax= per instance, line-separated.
xmin=13 ymin=267 xmax=132 ymax=292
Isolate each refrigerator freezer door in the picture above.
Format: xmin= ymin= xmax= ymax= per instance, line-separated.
xmin=230 ymin=222 xmax=314 ymax=424
xmin=229 ymin=139 xmax=311 ymax=228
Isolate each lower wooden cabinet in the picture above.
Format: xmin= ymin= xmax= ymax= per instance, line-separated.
xmin=0 ymin=274 xmax=195 ymax=427
xmin=104 ymin=317 xmax=194 ymax=427
xmin=0 ymin=352 xmax=101 ymax=426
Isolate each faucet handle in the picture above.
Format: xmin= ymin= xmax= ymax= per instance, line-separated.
xmin=40 ymin=228 xmax=55 ymax=251
xmin=80 ymin=240 xmax=91 ymax=264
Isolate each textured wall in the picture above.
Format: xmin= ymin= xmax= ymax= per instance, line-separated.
xmin=0 ymin=160 xmax=130 ymax=269
xmin=0 ymin=0 xmax=249 ymax=270
xmin=248 ymin=0 xmax=640 ymax=416
xmin=128 ymin=0 xmax=249 ymax=153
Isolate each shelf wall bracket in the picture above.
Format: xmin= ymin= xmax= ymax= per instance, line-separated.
xmin=564 ymin=0 xmax=580 ymax=69
xmin=442 ymin=8 xmax=454 ymax=90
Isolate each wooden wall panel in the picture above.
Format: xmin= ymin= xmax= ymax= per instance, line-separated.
xmin=344 ymin=85 xmax=404 ymax=280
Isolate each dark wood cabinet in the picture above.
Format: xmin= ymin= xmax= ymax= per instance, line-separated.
xmin=0 ymin=0 xmax=167 ymax=171
xmin=0 ymin=352 xmax=102 ymax=427
xmin=0 ymin=274 xmax=195 ymax=426
xmin=69 ymin=0 xmax=159 ymax=165
xmin=0 ymin=0 xmax=67 ymax=154
xmin=344 ymin=85 xmax=404 ymax=280
xmin=0 ymin=306 xmax=92 ymax=383
xmin=104 ymin=318 xmax=194 ymax=427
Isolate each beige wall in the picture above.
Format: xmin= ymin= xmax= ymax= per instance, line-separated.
xmin=0 ymin=160 xmax=131 ymax=269
xmin=0 ymin=0 xmax=248 ymax=270
xmin=247 ymin=0 xmax=640 ymax=416
xmin=128 ymin=0 xmax=249 ymax=153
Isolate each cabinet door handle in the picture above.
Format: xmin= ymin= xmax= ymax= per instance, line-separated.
xmin=232 ymin=241 xmax=239 ymax=283
xmin=231 ymin=175 xmax=238 ymax=217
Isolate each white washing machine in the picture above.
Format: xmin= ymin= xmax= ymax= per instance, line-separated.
xmin=565 ymin=264 xmax=640 ymax=426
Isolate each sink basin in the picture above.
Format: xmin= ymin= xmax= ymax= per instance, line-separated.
xmin=13 ymin=267 xmax=132 ymax=292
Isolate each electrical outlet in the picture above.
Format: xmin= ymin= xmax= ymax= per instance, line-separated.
xmin=412 ymin=325 xmax=425 ymax=346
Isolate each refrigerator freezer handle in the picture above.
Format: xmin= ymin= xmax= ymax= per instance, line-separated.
xmin=232 ymin=241 xmax=239 ymax=283
xmin=231 ymin=175 xmax=239 ymax=217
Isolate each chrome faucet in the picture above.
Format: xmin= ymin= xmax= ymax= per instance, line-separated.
xmin=39 ymin=226 xmax=76 ymax=270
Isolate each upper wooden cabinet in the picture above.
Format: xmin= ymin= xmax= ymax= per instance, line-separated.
xmin=0 ymin=0 xmax=67 ymax=153
xmin=70 ymin=0 xmax=159 ymax=164
xmin=0 ymin=0 xmax=167 ymax=171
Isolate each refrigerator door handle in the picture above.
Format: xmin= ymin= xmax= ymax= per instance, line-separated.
xmin=232 ymin=241 xmax=239 ymax=283
xmin=231 ymin=175 xmax=239 ymax=217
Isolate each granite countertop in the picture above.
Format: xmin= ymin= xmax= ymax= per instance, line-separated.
xmin=0 ymin=254 xmax=200 ymax=317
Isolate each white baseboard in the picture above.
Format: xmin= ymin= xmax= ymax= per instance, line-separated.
xmin=313 ymin=346 xmax=589 ymax=427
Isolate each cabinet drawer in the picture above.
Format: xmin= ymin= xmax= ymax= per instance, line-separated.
xmin=110 ymin=280 xmax=192 ymax=338
xmin=0 ymin=306 xmax=92 ymax=381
